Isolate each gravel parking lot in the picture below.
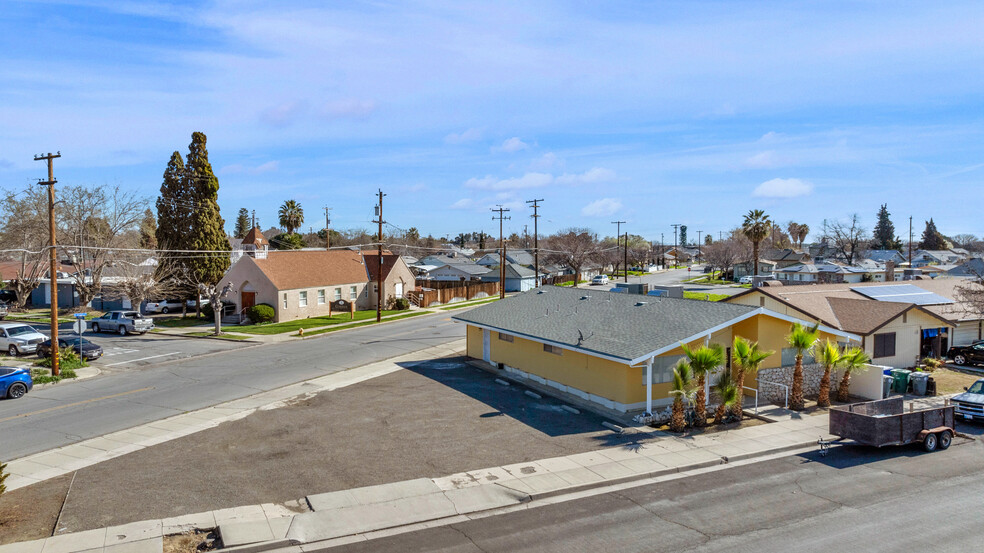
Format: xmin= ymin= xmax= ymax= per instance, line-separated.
xmin=0 ymin=357 xmax=642 ymax=538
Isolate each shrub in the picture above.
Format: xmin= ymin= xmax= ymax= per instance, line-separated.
xmin=922 ymin=357 xmax=943 ymax=371
xmin=386 ymin=296 xmax=411 ymax=311
xmin=201 ymin=302 xmax=214 ymax=319
xmin=246 ymin=303 xmax=275 ymax=323
xmin=34 ymin=347 xmax=87 ymax=371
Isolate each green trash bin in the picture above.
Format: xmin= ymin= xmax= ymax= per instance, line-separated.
xmin=891 ymin=369 xmax=912 ymax=394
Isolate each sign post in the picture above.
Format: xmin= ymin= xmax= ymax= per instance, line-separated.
xmin=73 ymin=313 xmax=87 ymax=354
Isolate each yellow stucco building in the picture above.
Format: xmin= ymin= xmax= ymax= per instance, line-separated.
xmin=454 ymin=286 xmax=853 ymax=415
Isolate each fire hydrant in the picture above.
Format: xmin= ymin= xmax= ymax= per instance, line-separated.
xmin=298 ymin=327 xmax=304 ymax=336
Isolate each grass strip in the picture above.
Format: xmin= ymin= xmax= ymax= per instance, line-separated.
xmin=439 ymin=298 xmax=500 ymax=310
xmin=297 ymin=311 xmax=427 ymax=337
xmin=683 ymin=291 xmax=730 ymax=302
xmin=185 ymin=331 xmax=253 ymax=341
xmin=235 ymin=309 xmax=407 ymax=335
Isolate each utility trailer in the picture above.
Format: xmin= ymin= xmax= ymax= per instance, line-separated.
xmin=829 ymin=397 xmax=955 ymax=452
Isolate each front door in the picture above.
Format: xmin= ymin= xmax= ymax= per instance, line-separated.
xmin=241 ymin=291 xmax=256 ymax=312
xmin=482 ymin=330 xmax=491 ymax=363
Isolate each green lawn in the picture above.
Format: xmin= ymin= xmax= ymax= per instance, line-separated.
xmin=683 ymin=291 xmax=730 ymax=302
xmin=299 ymin=312 xmax=427 ymax=336
xmin=154 ymin=316 xmax=212 ymax=328
xmin=440 ymin=298 xmax=500 ymax=310
xmin=234 ymin=309 xmax=407 ymax=335
xmin=186 ymin=331 xmax=252 ymax=341
xmin=556 ymin=280 xmax=590 ymax=287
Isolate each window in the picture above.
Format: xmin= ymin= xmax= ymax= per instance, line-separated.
xmin=642 ymin=356 xmax=684 ymax=385
xmin=498 ymin=332 xmax=513 ymax=343
xmin=318 ymin=289 xmax=326 ymax=304
xmin=349 ymin=286 xmax=358 ymax=300
xmin=283 ymin=293 xmax=287 ymax=309
xmin=781 ymin=347 xmax=815 ymax=367
xmin=334 ymin=288 xmax=342 ymax=301
xmin=299 ymin=291 xmax=308 ymax=307
xmin=874 ymin=332 xmax=896 ymax=358
xmin=543 ymin=343 xmax=563 ymax=355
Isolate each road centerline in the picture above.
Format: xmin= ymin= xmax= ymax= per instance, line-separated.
xmin=0 ymin=387 xmax=155 ymax=424
xmin=103 ymin=352 xmax=184 ymax=367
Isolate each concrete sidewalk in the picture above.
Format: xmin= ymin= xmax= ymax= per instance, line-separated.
xmin=0 ymin=405 xmax=834 ymax=553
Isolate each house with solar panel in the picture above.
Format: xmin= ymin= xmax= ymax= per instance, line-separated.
xmin=726 ymin=281 xmax=966 ymax=365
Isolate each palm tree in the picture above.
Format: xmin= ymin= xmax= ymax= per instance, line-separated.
xmin=278 ymin=200 xmax=304 ymax=235
xmin=786 ymin=222 xmax=801 ymax=249
xmin=669 ymin=359 xmax=694 ymax=433
xmin=813 ymin=339 xmax=841 ymax=408
xmin=836 ymin=347 xmax=871 ymax=402
xmin=742 ymin=209 xmax=771 ymax=277
xmin=713 ymin=366 xmax=740 ymax=424
xmin=797 ymin=224 xmax=810 ymax=249
xmin=786 ymin=322 xmax=820 ymax=410
xmin=682 ymin=342 xmax=724 ymax=427
xmin=731 ymin=337 xmax=774 ymax=420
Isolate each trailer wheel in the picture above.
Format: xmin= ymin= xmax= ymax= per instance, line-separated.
xmin=923 ymin=432 xmax=938 ymax=452
xmin=937 ymin=430 xmax=952 ymax=450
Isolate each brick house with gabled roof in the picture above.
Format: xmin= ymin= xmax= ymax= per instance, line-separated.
xmin=218 ymin=250 xmax=372 ymax=322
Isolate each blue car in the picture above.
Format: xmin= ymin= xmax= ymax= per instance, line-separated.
xmin=0 ymin=366 xmax=33 ymax=399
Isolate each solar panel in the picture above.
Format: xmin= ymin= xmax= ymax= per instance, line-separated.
xmin=851 ymin=284 xmax=954 ymax=305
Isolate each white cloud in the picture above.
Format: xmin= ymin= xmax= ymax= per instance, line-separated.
xmin=529 ymin=152 xmax=560 ymax=170
xmin=745 ymin=150 xmax=783 ymax=168
xmin=752 ymin=178 xmax=814 ymax=198
xmin=220 ymin=161 xmax=280 ymax=175
xmin=322 ymin=99 xmax=376 ymax=119
xmin=450 ymin=198 xmax=475 ymax=209
xmin=492 ymin=137 xmax=529 ymax=153
xmin=581 ymin=198 xmax=623 ymax=217
xmin=555 ymin=167 xmax=616 ymax=185
xmin=260 ymin=101 xmax=307 ymax=127
xmin=465 ymin=167 xmax=616 ymax=191
xmin=444 ymin=128 xmax=483 ymax=144
xmin=251 ymin=160 xmax=279 ymax=174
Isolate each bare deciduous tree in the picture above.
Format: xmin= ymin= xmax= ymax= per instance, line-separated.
xmin=821 ymin=214 xmax=870 ymax=265
xmin=702 ymin=237 xmax=745 ymax=280
xmin=0 ymin=187 xmax=51 ymax=308
xmin=544 ymin=228 xmax=599 ymax=287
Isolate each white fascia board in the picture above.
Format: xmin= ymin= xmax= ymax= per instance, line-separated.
xmin=626 ymin=308 xmax=765 ymax=366
xmin=758 ymin=308 xmax=860 ymax=343
xmin=455 ymin=320 xmax=633 ymax=365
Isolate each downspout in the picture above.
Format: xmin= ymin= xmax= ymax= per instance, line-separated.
xmin=645 ymin=356 xmax=653 ymax=415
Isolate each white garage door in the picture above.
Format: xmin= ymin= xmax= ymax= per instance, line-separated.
xmin=953 ymin=323 xmax=981 ymax=347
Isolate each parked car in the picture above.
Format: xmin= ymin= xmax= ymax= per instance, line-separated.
xmin=0 ymin=322 xmax=48 ymax=356
xmin=0 ymin=366 xmax=32 ymax=399
xmin=144 ymin=299 xmax=184 ymax=314
xmin=0 ymin=302 xmax=7 ymax=320
xmin=36 ymin=336 xmax=104 ymax=361
xmin=90 ymin=311 xmax=154 ymax=335
xmin=951 ymin=378 xmax=984 ymax=422
xmin=947 ymin=341 xmax=984 ymax=366
xmin=739 ymin=276 xmax=754 ymax=284
xmin=591 ymin=275 xmax=610 ymax=285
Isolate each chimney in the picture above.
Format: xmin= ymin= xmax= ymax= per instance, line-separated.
xmin=886 ymin=261 xmax=895 ymax=282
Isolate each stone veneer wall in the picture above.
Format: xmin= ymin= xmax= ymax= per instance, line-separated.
xmin=756 ymin=363 xmax=842 ymax=404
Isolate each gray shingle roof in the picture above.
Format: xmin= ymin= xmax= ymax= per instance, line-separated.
xmin=453 ymin=285 xmax=759 ymax=364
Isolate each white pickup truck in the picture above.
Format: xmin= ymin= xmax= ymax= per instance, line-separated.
xmin=90 ymin=311 xmax=154 ymax=335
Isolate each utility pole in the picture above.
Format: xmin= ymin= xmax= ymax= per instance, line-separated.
xmin=697 ymin=230 xmax=703 ymax=264
xmin=611 ymin=221 xmax=626 ymax=277
xmin=323 ymin=206 xmax=332 ymax=249
xmin=373 ymin=190 xmax=386 ymax=322
xmin=492 ymin=206 xmax=511 ymax=299
xmin=523 ymin=225 xmax=528 ymax=249
xmin=526 ymin=199 xmax=542 ymax=287
xmin=35 ymin=152 xmax=61 ymax=377
xmin=660 ymin=233 xmax=665 ymax=269
xmin=623 ymin=232 xmax=629 ymax=283
xmin=671 ymin=224 xmax=681 ymax=268
xmin=908 ymin=216 xmax=913 ymax=266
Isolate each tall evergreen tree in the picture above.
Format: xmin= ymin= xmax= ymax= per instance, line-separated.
xmin=184 ymin=132 xmax=231 ymax=285
xmin=872 ymin=204 xmax=895 ymax=250
xmin=138 ymin=208 xmax=157 ymax=250
xmin=156 ymin=151 xmax=189 ymax=264
xmin=234 ymin=208 xmax=251 ymax=239
xmin=919 ymin=218 xmax=947 ymax=250
xmin=679 ymin=225 xmax=688 ymax=247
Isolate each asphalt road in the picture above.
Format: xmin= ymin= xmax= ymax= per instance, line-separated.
xmin=605 ymin=266 xmax=744 ymax=297
xmin=326 ymin=434 xmax=984 ymax=553
xmin=0 ymin=312 xmax=464 ymax=459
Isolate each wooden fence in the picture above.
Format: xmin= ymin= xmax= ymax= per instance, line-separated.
xmin=408 ymin=281 xmax=500 ymax=308
xmin=541 ymin=274 xmax=576 ymax=286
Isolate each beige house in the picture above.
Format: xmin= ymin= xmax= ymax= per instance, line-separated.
xmin=726 ymin=282 xmax=957 ymax=367
xmin=219 ymin=250 xmax=372 ymax=322
xmin=363 ymin=251 xmax=416 ymax=308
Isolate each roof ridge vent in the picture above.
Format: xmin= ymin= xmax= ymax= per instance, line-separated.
xmin=635 ymin=301 xmax=648 ymax=306
xmin=580 ymin=295 xmax=591 ymax=300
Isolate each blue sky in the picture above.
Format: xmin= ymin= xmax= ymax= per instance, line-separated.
xmin=2 ymin=1 xmax=983 ymax=243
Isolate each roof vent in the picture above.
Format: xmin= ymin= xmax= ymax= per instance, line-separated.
xmin=537 ymin=289 xmax=545 ymax=294
xmin=580 ymin=295 xmax=591 ymax=300
xmin=635 ymin=301 xmax=648 ymax=306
